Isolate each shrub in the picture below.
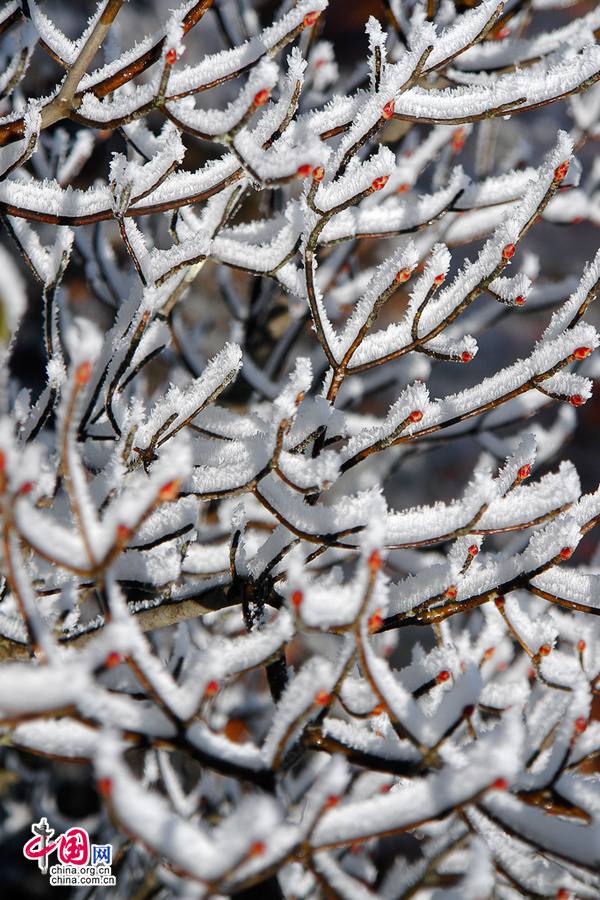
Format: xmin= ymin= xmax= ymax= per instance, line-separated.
xmin=1 ymin=0 xmax=600 ymax=896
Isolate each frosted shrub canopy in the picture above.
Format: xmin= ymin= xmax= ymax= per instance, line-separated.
xmin=0 ymin=0 xmax=600 ymax=897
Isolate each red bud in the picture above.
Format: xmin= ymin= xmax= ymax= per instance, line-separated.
xmin=249 ymin=841 xmax=266 ymax=857
xmin=574 ymin=716 xmax=588 ymax=734
xmin=434 ymin=273 xmax=445 ymax=285
xmin=324 ymin=794 xmax=339 ymax=809
xmin=254 ymin=89 xmax=270 ymax=106
xmin=468 ymin=545 xmax=478 ymax=556
xmin=559 ymin=546 xmax=573 ymax=560
xmin=303 ymin=11 xmax=321 ymax=27
xmin=445 ymin=585 xmax=457 ymax=599
xmin=368 ymin=549 xmax=382 ymax=572
xmin=397 ymin=183 xmax=410 ymax=193
xmin=291 ymin=589 xmax=303 ymax=610
xmin=382 ymin=100 xmax=395 ymax=120
xmin=502 ymin=243 xmax=515 ymax=260
xmin=313 ymin=165 xmax=325 ymax=182
xmin=75 ymin=361 xmax=92 ymax=385
xmin=492 ymin=777 xmax=508 ymax=790
xmin=408 ymin=410 xmax=423 ymax=423
xmin=105 ymin=651 xmax=121 ymax=669
xmin=315 ymin=690 xmax=331 ymax=706
xmin=297 ymin=164 xmax=313 ymax=178
xmin=97 ymin=777 xmax=112 ymax=798
xmin=158 ymin=480 xmax=180 ymax=501
xmin=538 ymin=644 xmax=551 ymax=656
xmin=577 ymin=639 xmax=586 ymax=653
xmin=116 ymin=524 xmax=132 ymax=543
xmin=368 ymin=610 xmax=383 ymax=633
xmin=436 ymin=670 xmax=450 ymax=683
xmin=205 ymin=680 xmax=219 ymax=698
xmin=371 ymin=176 xmax=389 ymax=191
xmin=395 ymin=268 xmax=411 ymax=284
xmin=165 ymin=48 xmax=177 ymax=65
xmin=569 ymin=394 xmax=585 ymax=406
xmin=515 ymin=295 xmax=526 ymax=305
xmin=461 ymin=351 xmax=473 ymax=363
xmin=554 ymin=161 xmax=569 ymax=181
xmin=573 ymin=347 xmax=592 ymax=360
xmin=517 ymin=464 xmax=531 ymax=480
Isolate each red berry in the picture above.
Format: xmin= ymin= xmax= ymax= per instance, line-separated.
xmin=205 ymin=680 xmax=219 ymax=698
xmin=303 ymin=11 xmax=320 ymax=27
xmin=397 ymin=182 xmax=409 ymax=193
xmin=577 ymin=639 xmax=586 ymax=653
xmin=434 ymin=273 xmax=445 ymax=285
xmin=368 ymin=610 xmax=383 ymax=633
xmin=249 ymin=841 xmax=266 ymax=857
xmin=297 ymin=164 xmax=313 ymax=178
xmin=105 ymin=651 xmax=121 ymax=669
xmin=313 ymin=165 xmax=325 ymax=182
xmin=395 ymin=268 xmax=411 ymax=284
xmin=368 ymin=549 xmax=382 ymax=572
xmin=166 ymin=48 xmax=177 ymax=65
xmin=468 ymin=545 xmax=478 ymax=556
xmin=515 ymin=295 xmax=526 ymax=305
xmin=517 ymin=464 xmax=531 ymax=480
xmin=254 ymin=89 xmax=270 ymax=106
xmin=436 ymin=670 xmax=450 ymax=683
xmin=573 ymin=346 xmax=592 ymax=360
xmin=492 ymin=777 xmax=508 ymax=790
xmin=569 ymin=394 xmax=585 ymax=407
xmin=75 ymin=361 xmax=92 ymax=385
xmin=315 ymin=690 xmax=331 ymax=706
xmin=408 ymin=410 xmax=423 ymax=423
xmin=461 ymin=351 xmax=473 ymax=363
xmin=559 ymin=547 xmax=573 ymax=560
xmin=324 ymin=794 xmax=339 ymax=809
xmin=371 ymin=176 xmax=389 ymax=191
xmin=158 ymin=479 xmax=180 ymax=501
xmin=574 ymin=716 xmax=588 ymax=734
xmin=382 ymin=99 xmax=395 ymax=120
xmin=291 ymin=589 xmax=303 ymax=610
xmin=538 ymin=644 xmax=551 ymax=657
xmin=554 ymin=161 xmax=569 ymax=181
xmin=97 ymin=777 xmax=112 ymax=798
xmin=502 ymin=243 xmax=516 ymax=260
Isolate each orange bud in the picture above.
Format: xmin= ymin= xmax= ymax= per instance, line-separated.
xmin=436 ymin=670 xmax=450 ymax=683
xmin=97 ymin=777 xmax=112 ymax=798
xmin=368 ymin=549 xmax=382 ymax=572
xmin=494 ymin=596 xmax=505 ymax=609
xmin=574 ymin=716 xmax=588 ymax=734
xmin=445 ymin=585 xmax=457 ymax=600
xmin=395 ymin=268 xmax=411 ymax=284
xmin=166 ymin=48 xmax=177 ymax=65
xmin=368 ymin=610 xmax=383 ymax=633
xmin=324 ymin=794 xmax=339 ymax=809
xmin=249 ymin=841 xmax=266 ymax=857
xmin=105 ymin=651 xmax=121 ymax=669
xmin=254 ymin=89 xmax=270 ymax=106
xmin=291 ymin=589 xmax=303 ymax=610
xmin=538 ymin=644 xmax=551 ymax=656
xmin=434 ymin=273 xmax=445 ymax=285
xmin=482 ymin=646 xmax=495 ymax=661
xmin=559 ymin=546 xmax=573 ymax=560
xmin=382 ymin=99 xmax=395 ymax=120
xmin=303 ymin=10 xmax=321 ymax=26
xmin=75 ymin=361 xmax=92 ymax=385
xmin=502 ymin=243 xmax=515 ymax=260
xmin=397 ymin=182 xmax=410 ymax=193
xmin=370 ymin=702 xmax=385 ymax=716
xmin=573 ymin=346 xmax=592 ymax=360
xmin=158 ymin=479 xmax=180 ymax=501
xmin=577 ymin=639 xmax=586 ymax=653
xmin=371 ymin=175 xmax=389 ymax=191
xmin=205 ymin=680 xmax=219 ymax=698
xmin=556 ymin=890 xmax=570 ymax=900
xmin=408 ymin=410 xmax=423 ymax=423
xmin=517 ymin=464 xmax=531 ymax=480
xmin=315 ymin=689 xmax=331 ymax=706
xmin=297 ymin=164 xmax=313 ymax=178
xmin=116 ymin=524 xmax=132 ymax=543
